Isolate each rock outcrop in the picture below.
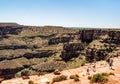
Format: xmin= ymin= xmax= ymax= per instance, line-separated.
xmin=85 ymin=47 xmax=108 ymax=62
xmin=61 ymin=42 xmax=85 ymax=61
xmin=108 ymin=31 xmax=120 ymax=44
xmin=0 ymin=57 xmax=30 ymax=79
xmin=0 ymin=23 xmax=23 ymax=36
xmin=78 ymin=29 xmax=108 ymax=43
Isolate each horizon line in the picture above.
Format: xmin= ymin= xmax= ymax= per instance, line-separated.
xmin=0 ymin=22 xmax=120 ymax=29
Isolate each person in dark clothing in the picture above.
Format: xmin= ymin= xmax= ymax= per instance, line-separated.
xmin=86 ymin=66 xmax=90 ymax=75
xmin=108 ymin=58 xmax=113 ymax=69
xmin=93 ymin=63 xmax=96 ymax=72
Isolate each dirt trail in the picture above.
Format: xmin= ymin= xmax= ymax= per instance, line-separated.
xmin=1 ymin=57 xmax=120 ymax=84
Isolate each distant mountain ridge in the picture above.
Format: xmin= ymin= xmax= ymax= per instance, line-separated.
xmin=0 ymin=23 xmax=21 ymax=27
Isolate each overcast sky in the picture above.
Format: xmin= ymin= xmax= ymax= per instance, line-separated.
xmin=0 ymin=0 xmax=120 ymax=28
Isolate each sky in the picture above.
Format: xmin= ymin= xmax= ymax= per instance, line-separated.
xmin=0 ymin=0 xmax=120 ymax=28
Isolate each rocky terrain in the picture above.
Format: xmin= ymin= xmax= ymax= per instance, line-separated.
xmin=0 ymin=23 xmax=120 ymax=83
xmin=1 ymin=56 xmax=120 ymax=84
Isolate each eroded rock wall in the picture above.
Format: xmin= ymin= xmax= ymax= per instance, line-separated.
xmin=78 ymin=29 xmax=108 ymax=43
xmin=61 ymin=42 xmax=85 ymax=61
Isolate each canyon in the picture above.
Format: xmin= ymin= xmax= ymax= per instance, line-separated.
xmin=0 ymin=23 xmax=120 ymax=82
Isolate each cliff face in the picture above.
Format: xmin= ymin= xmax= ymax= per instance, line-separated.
xmin=79 ymin=29 xmax=120 ymax=44
xmin=0 ymin=23 xmax=23 ymax=36
xmin=61 ymin=42 xmax=85 ymax=61
xmin=78 ymin=30 xmax=108 ymax=43
xmin=108 ymin=31 xmax=120 ymax=44
xmin=0 ymin=23 xmax=120 ymax=80
xmin=1 ymin=23 xmax=119 ymax=44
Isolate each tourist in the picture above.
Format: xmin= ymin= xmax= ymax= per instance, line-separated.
xmin=93 ymin=60 xmax=96 ymax=72
xmin=108 ymin=57 xmax=113 ymax=69
xmin=86 ymin=66 xmax=90 ymax=75
xmin=92 ymin=63 xmax=96 ymax=72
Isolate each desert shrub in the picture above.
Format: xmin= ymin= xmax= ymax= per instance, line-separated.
xmin=70 ymin=74 xmax=80 ymax=81
xmin=90 ymin=73 xmax=108 ymax=83
xmin=109 ymin=72 xmax=115 ymax=75
xmin=82 ymin=74 xmax=85 ymax=76
xmin=74 ymin=77 xmax=80 ymax=81
xmin=88 ymin=76 xmax=92 ymax=80
xmin=70 ymin=74 xmax=79 ymax=79
xmin=52 ymin=75 xmax=67 ymax=83
xmin=28 ymin=80 xmax=34 ymax=84
xmin=21 ymin=70 xmax=30 ymax=76
xmin=101 ymin=72 xmax=109 ymax=77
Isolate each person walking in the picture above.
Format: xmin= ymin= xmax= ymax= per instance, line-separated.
xmin=86 ymin=65 xmax=90 ymax=75
xmin=93 ymin=63 xmax=96 ymax=72
xmin=108 ymin=57 xmax=113 ymax=69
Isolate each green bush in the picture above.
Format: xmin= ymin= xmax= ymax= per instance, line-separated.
xmin=70 ymin=74 xmax=79 ymax=79
xmin=90 ymin=73 xmax=108 ymax=83
xmin=28 ymin=80 xmax=34 ymax=84
xmin=70 ymin=74 xmax=79 ymax=81
xmin=52 ymin=75 xmax=67 ymax=83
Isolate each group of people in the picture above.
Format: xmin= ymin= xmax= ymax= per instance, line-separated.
xmin=86 ymin=63 xmax=96 ymax=75
xmin=86 ymin=57 xmax=114 ymax=75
